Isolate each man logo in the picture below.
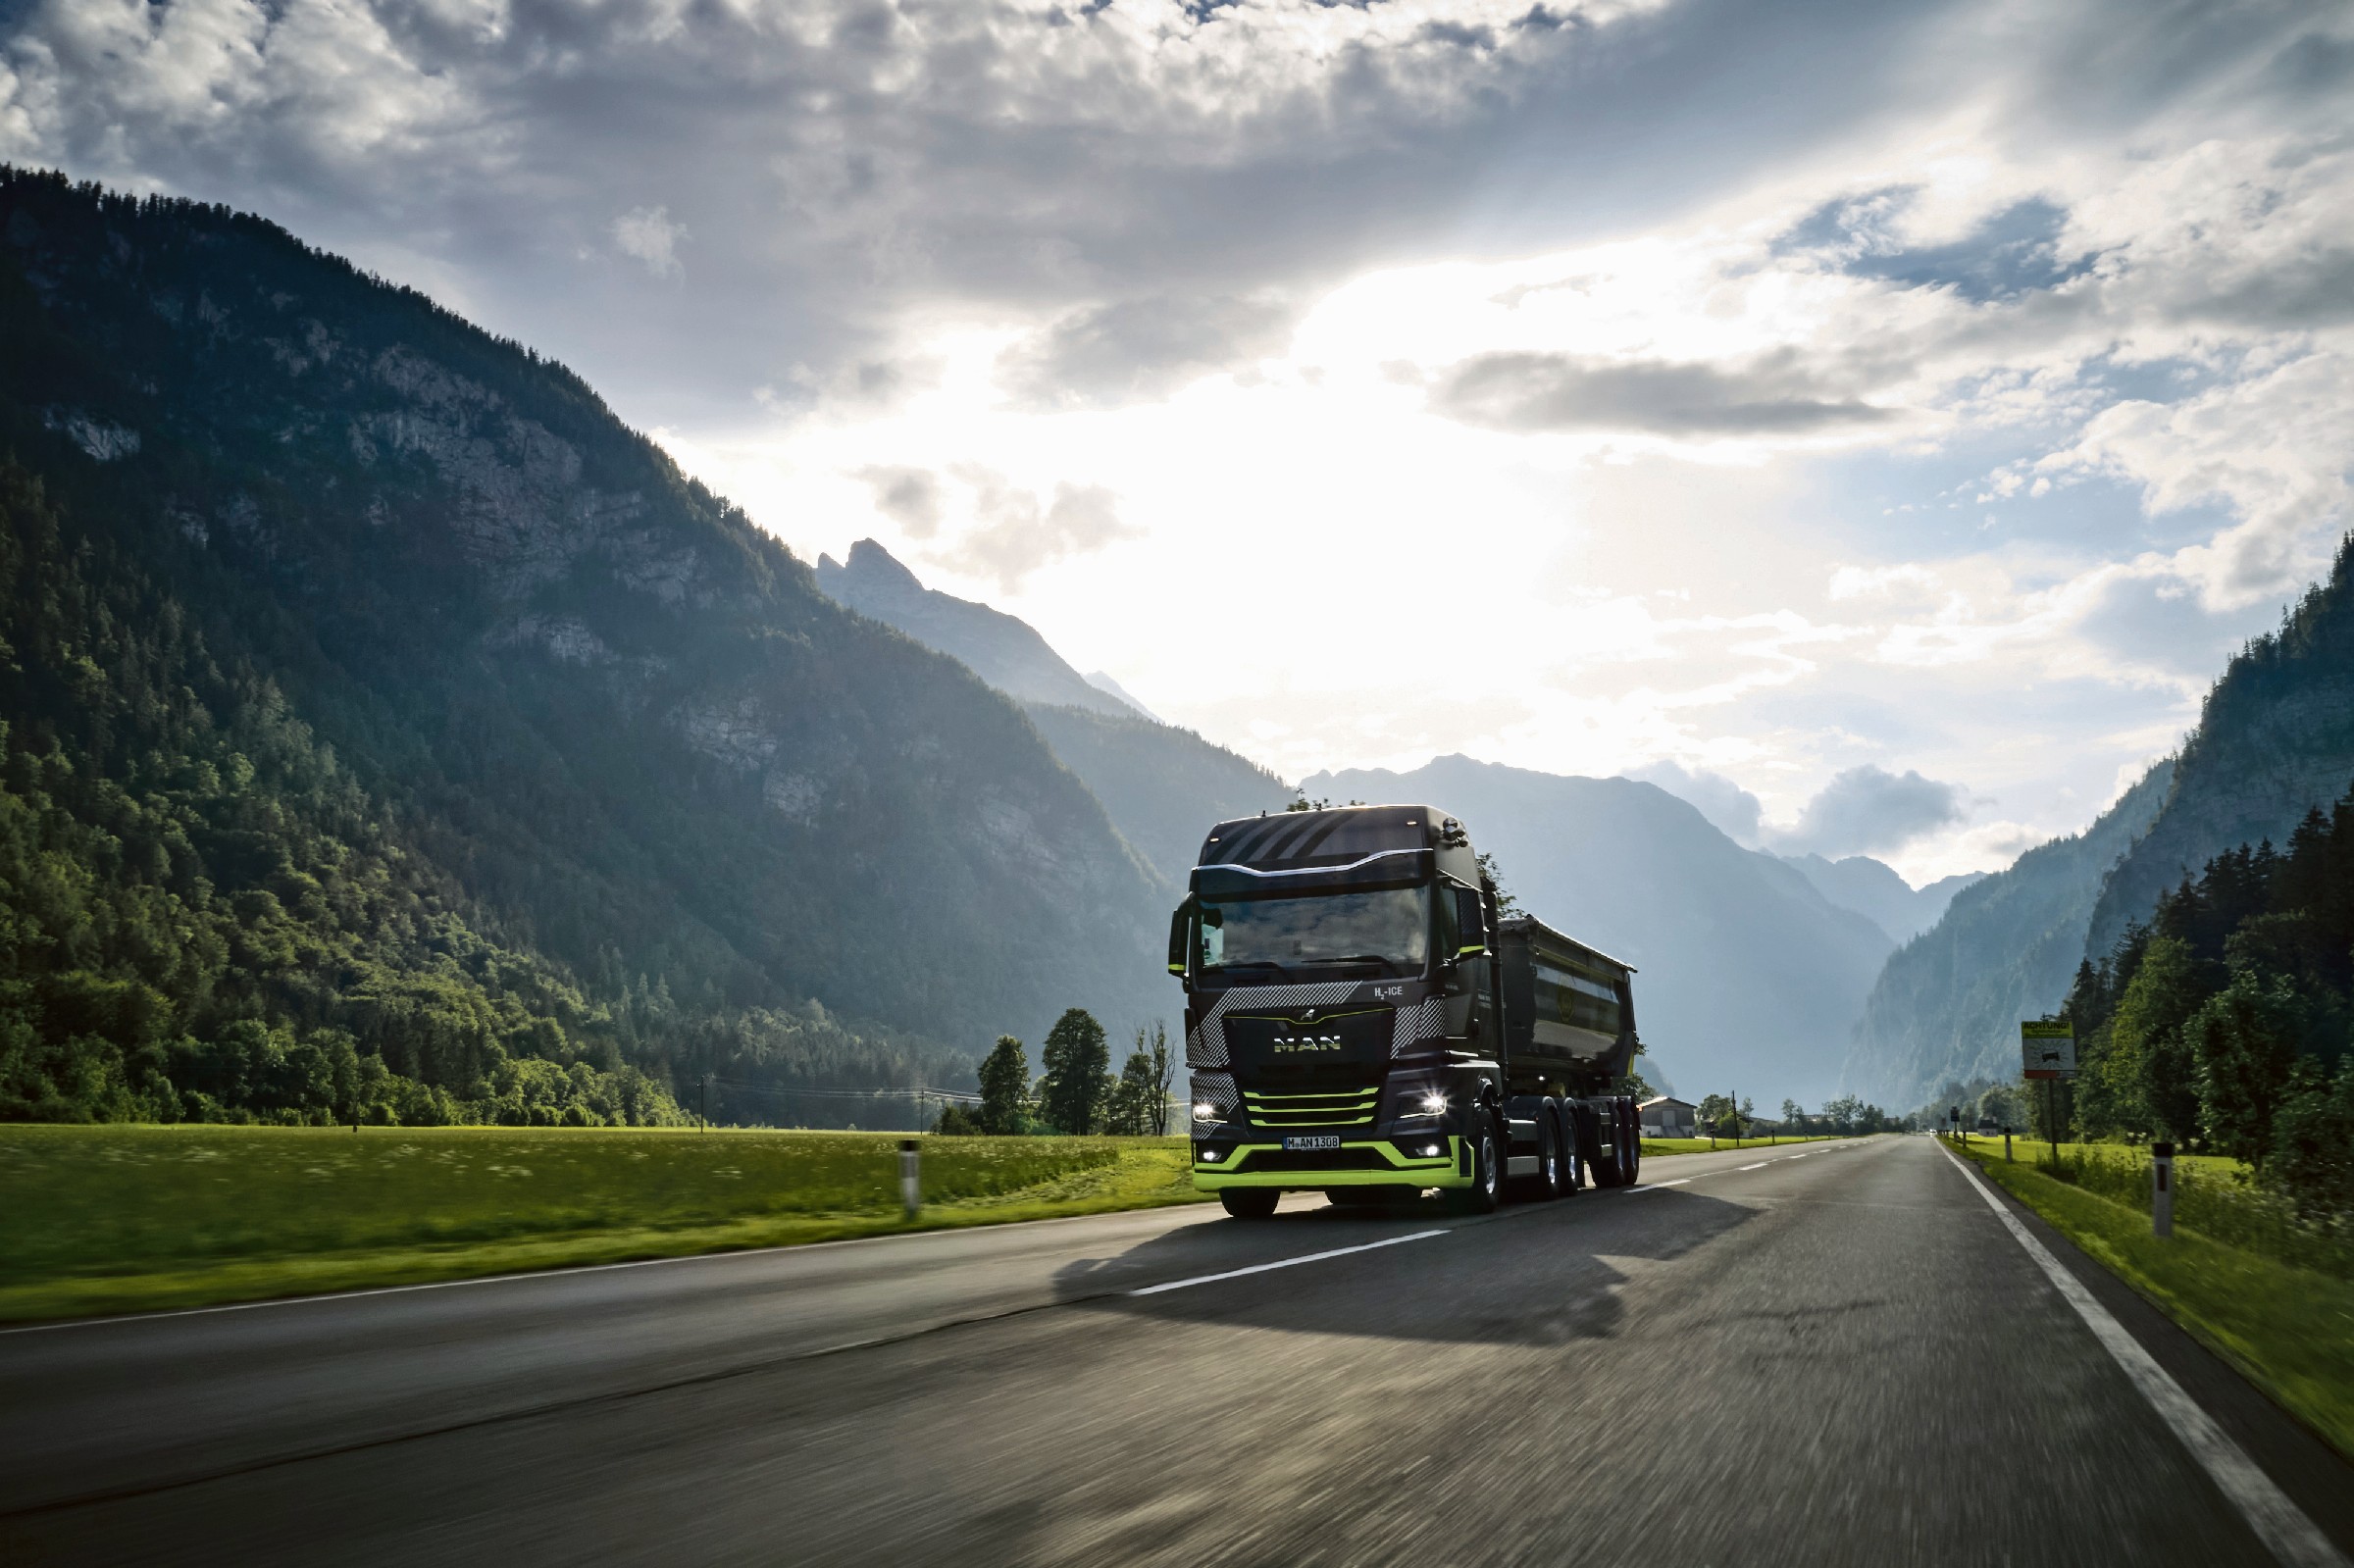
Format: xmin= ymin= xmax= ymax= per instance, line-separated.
xmin=1272 ymin=1034 xmax=1342 ymax=1054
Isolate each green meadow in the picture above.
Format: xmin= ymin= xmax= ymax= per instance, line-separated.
xmin=0 ymin=1125 xmax=1209 ymax=1322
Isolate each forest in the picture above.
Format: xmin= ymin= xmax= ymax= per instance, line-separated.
xmin=0 ymin=168 xmax=1189 ymax=1125
xmin=2055 ymin=776 xmax=2354 ymax=1222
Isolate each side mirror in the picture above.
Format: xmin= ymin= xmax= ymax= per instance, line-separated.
xmin=1166 ymin=899 xmax=1193 ymax=976
xmin=1451 ymin=885 xmax=1487 ymax=959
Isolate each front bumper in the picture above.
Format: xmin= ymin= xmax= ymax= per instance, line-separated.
xmin=1192 ymin=1135 xmax=1467 ymax=1190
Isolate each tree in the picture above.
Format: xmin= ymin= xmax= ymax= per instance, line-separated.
xmin=1782 ymin=1098 xmax=1805 ymax=1138
xmin=976 ymin=1036 xmax=1031 ymax=1135
xmin=2109 ymin=935 xmax=2210 ymax=1141
xmin=1108 ymin=1050 xmax=1157 ymax=1135
xmin=1475 ymin=851 xmax=1521 ymax=919
xmin=1698 ymin=1092 xmax=1738 ymax=1140
xmin=933 ymin=1102 xmax=984 ymax=1136
xmin=2188 ymin=974 xmax=2304 ymax=1168
xmin=1038 ymin=1009 xmax=1110 ymax=1135
xmin=1140 ymin=1021 xmax=1174 ymax=1136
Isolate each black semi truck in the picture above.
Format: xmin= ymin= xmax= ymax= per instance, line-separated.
xmin=1167 ymin=803 xmax=1644 ymax=1218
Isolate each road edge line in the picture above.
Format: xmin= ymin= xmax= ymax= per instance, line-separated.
xmin=1935 ymin=1139 xmax=2346 ymax=1568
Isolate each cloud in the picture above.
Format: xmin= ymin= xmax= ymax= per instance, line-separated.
xmin=1429 ymin=348 xmax=1899 ymax=435
xmin=853 ymin=465 xmax=945 ymax=538
xmin=1770 ymin=765 xmax=1969 ymax=858
xmin=1624 ymin=760 xmax=1764 ymax=844
xmin=611 ymin=205 xmax=685 ymax=278
xmin=997 ymin=292 xmax=1298 ymax=411
xmin=939 ymin=471 xmax=1139 ymax=591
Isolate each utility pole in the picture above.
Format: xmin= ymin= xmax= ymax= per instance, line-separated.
xmin=700 ymin=1073 xmax=708 ymax=1132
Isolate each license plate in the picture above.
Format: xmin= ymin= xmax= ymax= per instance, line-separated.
xmin=1283 ymin=1135 xmax=1342 ymax=1151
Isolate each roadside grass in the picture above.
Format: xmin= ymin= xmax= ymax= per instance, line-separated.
xmin=1952 ymin=1138 xmax=2354 ymax=1463
xmin=0 ymin=1125 xmax=1209 ymax=1323
xmin=1640 ymin=1133 xmax=1852 ymax=1156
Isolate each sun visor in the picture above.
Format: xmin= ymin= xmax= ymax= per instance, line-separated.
xmin=1190 ymin=848 xmax=1433 ymax=899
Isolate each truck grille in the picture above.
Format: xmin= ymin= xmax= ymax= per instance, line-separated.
xmin=1241 ymin=1087 xmax=1380 ymax=1128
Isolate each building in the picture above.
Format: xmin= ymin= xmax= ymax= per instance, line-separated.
xmin=1638 ymin=1096 xmax=1697 ymax=1138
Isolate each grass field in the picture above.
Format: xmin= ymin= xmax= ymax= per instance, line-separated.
xmin=0 ymin=1125 xmax=1210 ymax=1323
xmin=1952 ymin=1137 xmax=2354 ymax=1463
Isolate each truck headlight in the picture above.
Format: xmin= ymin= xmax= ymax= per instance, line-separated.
xmin=1193 ymin=1101 xmax=1218 ymax=1123
xmin=1419 ymin=1091 xmax=1448 ymax=1116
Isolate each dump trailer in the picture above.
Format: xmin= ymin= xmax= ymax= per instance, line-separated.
xmin=1167 ymin=803 xmax=1644 ymax=1218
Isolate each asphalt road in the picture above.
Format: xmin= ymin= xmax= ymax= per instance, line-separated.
xmin=5 ymin=1136 xmax=2350 ymax=1565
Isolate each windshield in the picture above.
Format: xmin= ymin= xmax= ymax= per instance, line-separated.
xmin=1197 ymin=886 xmax=1429 ymax=975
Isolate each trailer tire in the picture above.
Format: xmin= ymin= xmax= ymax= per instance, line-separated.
xmin=1219 ymin=1189 xmax=1280 ymax=1220
xmin=1448 ymin=1113 xmax=1502 ymax=1215
xmin=1568 ymin=1101 xmax=1597 ymax=1189
xmin=1589 ymin=1099 xmax=1622 ymax=1188
xmin=1535 ymin=1099 xmax=1566 ymax=1200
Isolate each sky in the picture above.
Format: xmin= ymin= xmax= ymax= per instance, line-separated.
xmin=6 ymin=0 xmax=2350 ymax=884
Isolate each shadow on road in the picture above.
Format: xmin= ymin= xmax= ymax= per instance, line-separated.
xmin=1049 ymin=1187 xmax=1752 ymax=1346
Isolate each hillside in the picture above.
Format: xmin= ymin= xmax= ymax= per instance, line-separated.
xmin=1020 ymin=704 xmax=1293 ymax=886
xmin=2085 ymin=536 xmax=2354 ymax=958
xmin=0 ymin=169 xmax=1168 ymax=1124
xmin=817 ymin=540 xmax=1139 ymax=719
xmin=1839 ymin=762 xmax=2173 ymax=1108
xmin=1783 ymin=854 xmax=1984 ymax=944
xmin=1846 ymin=532 xmax=2354 ymax=1111
xmin=813 ymin=538 xmax=1294 ymax=885
xmin=1303 ymin=756 xmax=1893 ymax=1104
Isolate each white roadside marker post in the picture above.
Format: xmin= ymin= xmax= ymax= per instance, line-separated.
xmin=2152 ymin=1139 xmax=2175 ymax=1239
xmin=899 ymin=1138 xmax=921 ymax=1221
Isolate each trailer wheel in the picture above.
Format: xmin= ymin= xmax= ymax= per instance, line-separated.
xmin=1535 ymin=1100 xmax=1566 ymax=1200
xmin=1447 ymin=1114 xmax=1502 ymax=1215
xmin=1568 ymin=1101 xmax=1597 ymax=1189
xmin=1591 ymin=1100 xmax=1623 ymax=1189
xmin=1219 ymin=1189 xmax=1280 ymax=1220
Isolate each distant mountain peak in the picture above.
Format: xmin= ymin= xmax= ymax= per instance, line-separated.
xmin=830 ymin=536 xmax=926 ymax=595
xmin=816 ymin=539 xmax=1140 ymax=720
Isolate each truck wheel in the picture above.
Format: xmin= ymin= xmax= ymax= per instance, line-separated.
xmin=1219 ymin=1189 xmax=1280 ymax=1220
xmin=1448 ymin=1115 xmax=1502 ymax=1215
xmin=1535 ymin=1102 xmax=1566 ymax=1200
xmin=1591 ymin=1101 xmax=1622 ymax=1188
xmin=1621 ymin=1102 xmax=1642 ymax=1185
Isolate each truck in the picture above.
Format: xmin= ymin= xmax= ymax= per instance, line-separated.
xmin=1167 ymin=802 xmax=1645 ymax=1218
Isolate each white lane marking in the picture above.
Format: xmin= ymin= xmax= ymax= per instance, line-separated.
xmin=1627 ymin=1180 xmax=1690 ymax=1192
xmin=1129 ymin=1230 xmax=1448 ymax=1296
xmin=1738 ymin=1162 xmax=1767 ymax=1171
xmin=1937 ymin=1142 xmax=2347 ymax=1568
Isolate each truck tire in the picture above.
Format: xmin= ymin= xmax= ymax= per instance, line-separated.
xmin=1568 ymin=1101 xmax=1597 ymax=1189
xmin=1535 ymin=1099 xmax=1566 ymax=1200
xmin=1448 ymin=1113 xmax=1502 ymax=1215
xmin=1588 ymin=1099 xmax=1622 ymax=1188
xmin=1621 ymin=1100 xmax=1642 ymax=1185
xmin=1219 ymin=1189 xmax=1280 ymax=1220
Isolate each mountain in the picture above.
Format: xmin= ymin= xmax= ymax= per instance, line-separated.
xmin=813 ymin=538 xmax=1292 ymax=885
xmin=0 ymin=168 xmax=1170 ymax=1125
xmin=2084 ymin=536 xmax=2354 ymax=959
xmin=816 ymin=539 xmax=1140 ymax=719
xmin=1840 ymin=761 xmax=2173 ymax=1108
xmin=1782 ymin=854 xmax=1985 ymax=944
xmin=1083 ymin=670 xmax=1163 ymax=724
xmin=1303 ymin=755 xmax=1895 ymax=1104
xmin=1021 ymin=703 xmax=1293 ymax=885
xmin=1845 ymin=532 xmax=2354 ymax=1112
